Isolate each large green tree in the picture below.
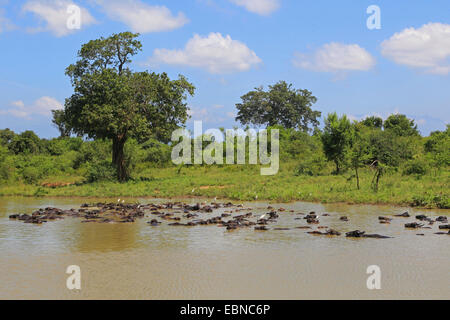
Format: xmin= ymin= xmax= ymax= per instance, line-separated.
xmin=235 ymin=81 xmax=321 ymax=131
xmin=58 ymin=32 xmax=195 ymax=181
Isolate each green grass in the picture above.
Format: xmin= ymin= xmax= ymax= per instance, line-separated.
xmin=0 ymin=162 xmax=448 ymax=208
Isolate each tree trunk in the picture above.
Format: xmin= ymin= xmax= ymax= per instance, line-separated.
xmin=112 ymin=135 xmax=128 ymax=182
xmin=334 ymin=160 xmax=340 ymax=175
xmin=355 ymin=167 xmax=360 ymax=190
xmin=374 ymin=168 xmax=381 ymax=192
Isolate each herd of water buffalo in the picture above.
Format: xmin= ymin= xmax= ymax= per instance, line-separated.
xmin=8 ymin=201 xmax=450 ymax=237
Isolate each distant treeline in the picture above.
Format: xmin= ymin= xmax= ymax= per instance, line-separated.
xmin=0 ymin=113 xmax=448 ymax=190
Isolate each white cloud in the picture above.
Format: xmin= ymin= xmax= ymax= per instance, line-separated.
xmin=97 ymin=0 xmax=188 ymax=33
xmin=381 ymin=22 xmax=450 ymax=75
xmin=1 ymin=96 xmax=62 ymax=119
xmin=229 ymin=0 xmax=280 ymax=16
xmin=148 ymin=32 xmax=262 ymax=74
xmin=22 ymin=0 xmax=96 ymax=37
xmin=293 ymin=42 xmax=375 ymax=73
xmin=11 ymin=100 xmax=25 ymax=108
xmin=0 ymin=8 xmax=15 ymax=32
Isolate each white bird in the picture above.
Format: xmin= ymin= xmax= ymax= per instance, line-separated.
xmin=122 ymin=200 xmax=125 ymax=203
xmin=259 ymin=214 xmax=266 ymax=220
xmin=117 ymin=199 xmax=120 ymax=202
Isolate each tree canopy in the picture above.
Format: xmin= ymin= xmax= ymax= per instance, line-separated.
xmin=383 ymin=114 xmax=419 ymax=136
xmin=321 ymin=113 xmax=353 ymax=174
xmin=360 ymin=116 xmax=383 ymax=129
xmin=235 ymin=81 xmax=321 ymax=131
xmin=56 ymin=32 xmax=195 ymax=181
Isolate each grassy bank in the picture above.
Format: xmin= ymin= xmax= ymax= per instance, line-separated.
xmin=0 ymin=163 xmax=448 ymax=208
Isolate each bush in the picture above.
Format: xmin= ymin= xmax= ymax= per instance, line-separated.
xmin=44 ymin=139 xmax=67 ymax=156
xmin=73 ymin=139 xmax=111 ymax=169
xmin=141 ymin=139 xmax=172 ymax=167
xmin=412 ymin=193 xmax=449 ymax=209
xmin=22 ymin=166 xmax=42 ymax=184
xmin=85 ymin=160 xmax=116 ymax=182
xmin=295 ymin=153 xmax=327 ymax=176
xmin=403 ymin=159 xmax=429 ymax=176
xmin=8 ymin=131 xmax=43 ymax=155
xmin=0 ymin=146 xmax=13 ymax=182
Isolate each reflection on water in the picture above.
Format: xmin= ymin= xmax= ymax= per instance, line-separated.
xmin=0 ymin=197 xmax=449 ymax=299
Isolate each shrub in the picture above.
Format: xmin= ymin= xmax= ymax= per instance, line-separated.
xmin=412 ymin=193 xmax=449 ymax=209
xmin=0 ymin=146 xmax=13 ymax=182
xmin=73 ymin=139 xmax=111 ymax=169
xmin=141 ymin=139 xmax=172 ymax=167
xmin=22 ymin=166 xmax=42 ymax=184
xmin=8 ymin=131 xmax=43 ymax=155
xmin=296 ymin=153 xmax=327 ymax=176
xmin=403 ymin=159 xmax=429 ymax=176
xmin=85 ymin=160 xmax=116 ymax=182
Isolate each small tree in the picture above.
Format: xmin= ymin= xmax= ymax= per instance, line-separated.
xmin=424 ymin=125 xmax=450 ymax=169
xmin=58 ymin=32 xmax=195 ymax=181
xmin=235 ymin=81 xmax=321 ymax=131
xmin=367 ymin=130 xmax=413 ymax=191
xmin=51 ymin=110 xmax=71 ymax=138
xmin=384 ymin=114 xmax=419 ymax=137
xmin=349 ymin=124 xmax=372 ymax=189
xmin=321 ymin=113 xmax=353 ymax=174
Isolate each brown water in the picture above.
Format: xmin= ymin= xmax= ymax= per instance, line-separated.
xmin=0 ymin=197 xmax=448 ymax=300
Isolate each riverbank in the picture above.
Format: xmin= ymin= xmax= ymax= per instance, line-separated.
xmin=0 ymin=165 xmax=448 ymax=208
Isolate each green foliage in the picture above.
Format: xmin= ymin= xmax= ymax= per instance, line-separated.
xmin=360 ymin=116 xmax=383 ymax=129
xmin=0 ymin=145 xmax=14 ymax=182
xmin=296 ymin=152 xmax=328 ymax=176
xmin=60 ymin=32 xmax=195 ymax=181
xmin=73 ymin=139 xmax=111 ymax=169
xmin=368 ymin=129 xmax=415 ymax=167
xmin=235 ymin=81 xmax=321 ymax=131
xmin=51 ymin=110 xmax=71 ymax=137
xmin=321 ymin=113 xmax=353 ymax=174
xmin=141 ymin=138 xmax=172 ymax=166
xmin=85 ymin=160 xmax=116 ymax=182
xmin=403 ymin=159 xmax=429 ymax=176
xmin=8 ymin=130 xmax=42 ymax=155
xmin=384 ymin=114 xmax=419 ymax=137
xmin=412 ymin=193 xmax=449 ymax=209
xmin=424 ymin=125 xmax=450 ymax=167
xmin=21 ymin=166 xmax=42 ymax=184
xmin=0 ymin=128 xmax=15 ymax=146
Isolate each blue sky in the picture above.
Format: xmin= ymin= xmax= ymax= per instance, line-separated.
xmin=0 ymin=0 xmax=449 ymax=138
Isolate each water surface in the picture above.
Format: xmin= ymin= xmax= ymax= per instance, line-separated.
xmin=0 ymin=197 xmax=448 ymax=299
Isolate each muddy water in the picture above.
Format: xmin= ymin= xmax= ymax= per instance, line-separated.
xmin=0 ymin=197 xmax=448 ymax=300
